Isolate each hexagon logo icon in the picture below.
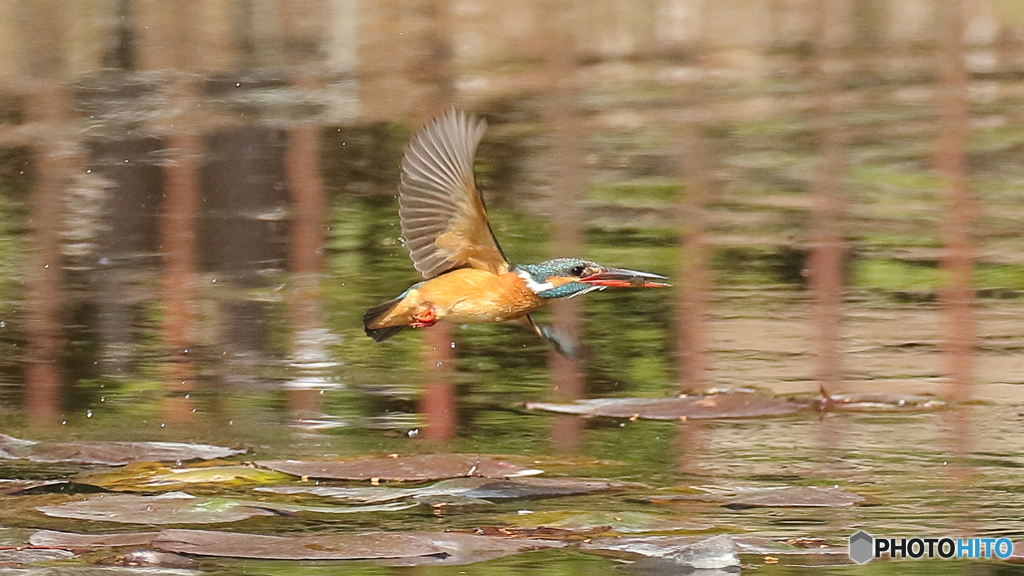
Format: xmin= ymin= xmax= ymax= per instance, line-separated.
xmin=849 ymin=530 xmax=874 ymax=564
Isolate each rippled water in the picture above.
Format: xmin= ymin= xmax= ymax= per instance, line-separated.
xmin=2 ymin=1 xmax=1024 ymax=574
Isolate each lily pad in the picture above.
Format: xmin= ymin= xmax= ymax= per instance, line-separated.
xmin=258 ymin=476 xmax=633 ymax=504
xmin=256 ymin=454 xmax=540 ymax=482
xmin=35 ymin=492 xmax=278 ymax=524
xmin=77 ymin=464 xmax=289 ymax=491
xmin=151 ymin=528 xmax=562 ymax=565
xmin=0 ymin=434 xmax=245 ymax=466
xmin=526 ymin=391 xmax=809 ymax=421
xmin=34 ymin=492 xmax=414 ymax=524
xmin=30 ymin=529 xmax=160 ymax=548
xmin=815 ymin=391 xmax=946 ymax=412
xmin=645 ymin=486 xmax=865 ymax=508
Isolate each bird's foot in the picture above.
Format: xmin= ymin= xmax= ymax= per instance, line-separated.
xmin=410 ymin=306 xmax=437 ymax=328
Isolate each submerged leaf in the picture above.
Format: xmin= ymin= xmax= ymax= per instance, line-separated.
xmin=526 ymin=511 xmax=713 ymax=534
xmin=36 ymin=493 xmax=278 ymax=524
xmin=152 ymin=528 xmax=562 ymax=565
xmin=526 ymin=391 xmax=808 ymax=421
xmin=815 ymin=392 xmax=946 ymax=412
xmin=582 ymin=534 xmax=846 ymax=559
xmin=78 ymin=464 xmax=289 ymax=491
xmin=30 ymin=529 xmax=160 ymax=548
xmin=256 ymin=454 xmax=540 ymax=482
xmin=646 ymin=485 xmax=865 ymax=508
xmin=0 ymin=434 xmax=245 ymax=466
xmin=258 ymin=476 xmax=633 ymax=504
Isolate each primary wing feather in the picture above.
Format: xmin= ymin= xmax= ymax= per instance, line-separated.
xmin=399 ymin=109 xmax=509 ymax=279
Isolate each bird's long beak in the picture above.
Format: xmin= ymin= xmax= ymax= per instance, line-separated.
xmin=580 ymin=267 xmax=670 ymax=288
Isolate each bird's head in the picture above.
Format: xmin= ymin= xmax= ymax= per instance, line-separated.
xmin=515 ymin=258 xmax=668 ymax=299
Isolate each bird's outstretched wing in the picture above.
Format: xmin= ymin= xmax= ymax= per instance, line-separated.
xmin=398 ymin=109 xmax=509 ymax=279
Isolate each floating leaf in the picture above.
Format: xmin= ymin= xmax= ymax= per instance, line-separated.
xmin=36 ymin=492 xmax=278 ymax=524
xmin=815 ymin=391 xmax=946 ymax=413
xmin=30 ymin=529 xmax=159 ymax=548
xmin=256 ymin=454 xmax=540 ymax=482
xmin=0 ymin=434 xmax=245 ymax=466
xmin=0 ymin=479 xmax=107 ymax=496
xmin=646 ymin=486 xmax=865 ymax=508
xmin=152 ymin=528 xmax=561 ymax=565
xmin=78 ymin=464 xmax=289 ymax=491
xmin=0 ymin=548 xmax=77 ymax=563
xmin=114 ymin=550 xmax=197 ymax=569
xmin=258 ymin=476 xmax=633 ymax=504
xmin=526 ymin=391 xmax=808 ymax=421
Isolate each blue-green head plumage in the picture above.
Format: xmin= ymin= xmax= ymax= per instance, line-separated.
xmin=515 ymin=258 xmax=604 ymax=299
xmin=515 ymin=258 xmax=669 ymax=299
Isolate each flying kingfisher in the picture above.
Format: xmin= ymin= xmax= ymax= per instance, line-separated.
xmin=363 ymin=109 xmax=668 ymax=348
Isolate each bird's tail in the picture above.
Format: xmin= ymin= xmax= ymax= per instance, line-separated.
xmin=363 ymin=297 xmax=406 ymax=342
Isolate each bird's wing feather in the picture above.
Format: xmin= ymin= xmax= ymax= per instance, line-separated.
xmin=399 ymin=109 xmax=509 ymax=279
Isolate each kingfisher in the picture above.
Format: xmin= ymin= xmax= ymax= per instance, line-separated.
xmin=363 ymin=108 xmax=668 ymax=349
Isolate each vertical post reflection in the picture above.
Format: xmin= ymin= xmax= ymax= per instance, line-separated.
xmin=936 ymin=0 xmax=975 ymax=402
xmin=545 ymin=0 xmax=584 ymax=451
xmin=808 ymin=0 xmax=847 ymax=397
xmin=160 ymin=80 xmax=199 ymax=423
xmin=674 ymin=29 xmax=713 ymax=475
xmin=25 ymin=82 xmax=70 ymax=422
xmin=935 ymin=0 xmax=976 ymax=514
xmin=285 ymin=90 xmax=330 ymax=425
xmin=676 ymin=73 xmax=711 ymax=395
xmin=417 ymin=0 xmax=457 ymax=442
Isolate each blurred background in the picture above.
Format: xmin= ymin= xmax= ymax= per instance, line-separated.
xmin=1 ymin=0 xmax=1024 ymax=548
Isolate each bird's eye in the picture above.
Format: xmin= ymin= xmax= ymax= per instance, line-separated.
xmin=570 ymin=265 xmax=586 ymax=277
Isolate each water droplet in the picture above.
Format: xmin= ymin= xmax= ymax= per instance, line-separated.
xmin=212 ymin=278 xmax=217 ymax=283
xmin=184 ymin=394 xmax=190 ymax=399
xmin=229 ymin=420 xmax=234 ymax=425
xmin=183 ymin=349 xmax=189 ymax=354
xmin=435 ymin=362 xmax=442 ymax=368
xmin=407 ymin=428 xmax=420 ymax=438
xmin=86 ymin=410 xmax=93 ymax=418
xmin=43 ymin=264 xmax=49 ymax=269
xmin=235 ymin=82 xmax=241 ymax=87
xmin=160 ymin=423 xmax=165 ymax=428
xmin=191 ymin=408 xmax=196 ymax=413
xmin=517 ymin=509 xmax=533 ymax=515
xmin=124 ymin=159 xmax=129 ymax=163
xmin=86 ymin=169 xmax=92 ymax=173
xmin=450 ymin=341 xmax=456 ymax=349
xmin=0 ymin=321 xmax=6 ymax=328
xmin=61 ymin=420 xmax=67 ymax=425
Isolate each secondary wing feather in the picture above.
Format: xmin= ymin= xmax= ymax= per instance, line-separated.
xmin=398 ymin=109 xmax=509 ymax=279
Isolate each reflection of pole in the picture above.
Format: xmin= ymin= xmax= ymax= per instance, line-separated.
xmin=545 ymin=0 xmax=584 ymax=450
xmin=25 ymin=82 xmax=70 ymax=422
xmin=160 ymin=77 xmax=200 ymax=422
xmin=285 ymin=103 xmax=329 ymax=423
xmin=808 ymin=0 xmax=846 ymax=395
xmin=674 ymin=30 xmax=712 ymax=473
xmin=936 ymin=0 xmax=975 ymax=401
xmin=676 ymin=91 xmax=711 ymax=395
xmin=417 ymin=0 xmax=457 ymax=442
xmin=936 ymin=0 xmax=976 ymax=514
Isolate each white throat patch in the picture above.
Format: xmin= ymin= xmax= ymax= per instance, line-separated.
xmin=516 ymin=270 xmax=555 ymax=294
